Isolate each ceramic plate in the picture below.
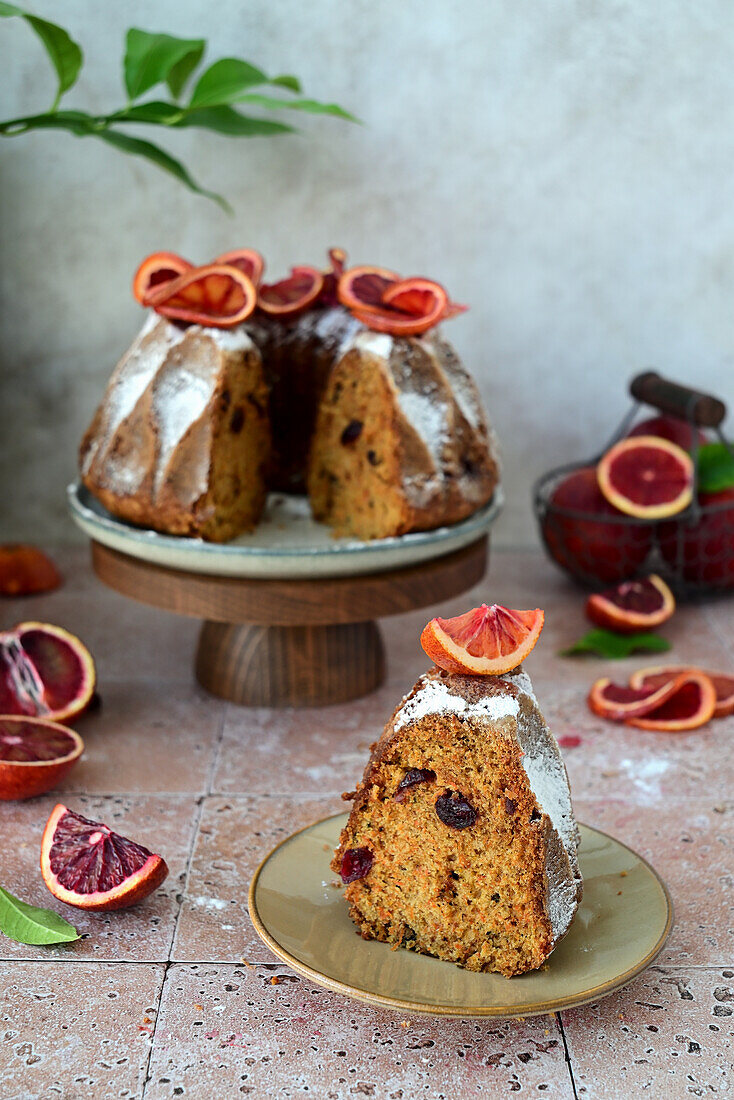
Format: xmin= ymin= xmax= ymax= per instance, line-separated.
xmin=249 ymin=814 xmax=672 ymax=1018
xmin=67 ymin=482 xmax=503 ymax=580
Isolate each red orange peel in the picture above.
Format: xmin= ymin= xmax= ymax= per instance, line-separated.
xmin=133 ymin=251 xmax=192 ymax=304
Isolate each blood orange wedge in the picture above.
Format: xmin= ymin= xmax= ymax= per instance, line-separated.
xmin=132 ymin=251 xmax=192 ymax=304
xmin=0 ymin=717 xmax=83 ymax=801
xmin=629 ymin=665 xmax=734 ymax=718
xmin=0 ymin=622 xmax=96 ymax=723
xmin=597 ymin=436 xmax=694 ymax=519
xmin=420 ymin=604 xmax=545 ymax=676
xmin=337 ymin=265 xmax=399 ymax=311
xmin=625 ymin=671 xmax=716 ymax=731
xmin=41 ymin=804 xmax=168 ymax=911
xmin=145 ymin=264 xmax=257 ymax=327
xmin=212 ymin=248 xmax=264 ymax=286
xmin=258 ymin=266 xmax=324 ymax=316
xmin=585 ymin=574 xmax=675 ymax=634
xmin=0 ymin=545 xmax=61 ymax=596
xmin=587 ymin=673 xmax=688 ymax=722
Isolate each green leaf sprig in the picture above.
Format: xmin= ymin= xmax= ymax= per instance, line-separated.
xmin=0 ymin=885 xmax=79 ymax=946
xmin=1 ymin=12 xmax=357 ymax=211
xmin=560 ymin=629 xmax=672 ymax=659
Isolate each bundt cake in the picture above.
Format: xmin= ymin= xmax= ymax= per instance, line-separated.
xmin=331 ymin=666 xmax=582 ymax=977
xmin=80 ymin=306 xmax=498 ymax=542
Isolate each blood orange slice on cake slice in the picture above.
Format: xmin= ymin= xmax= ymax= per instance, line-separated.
xmin=585 ymin=574 xmax=675 ymax=634
xmin=145 ymin=263 xmax=257 ymax=327
xmin=133 ymin=251 xmax=192 ymax=304
xmin=212 ymin=248 xmax=265 ymax=286
xmin=597 ymin=436 xmax=694 ymax=519
xmin=0 ymin=622 xmax=96 ymax=723
xmin=421 ymin=604 xmax=545 ymax=675
xmin=41 ymin=804 xmax=168 ymax=911
xmin=257 ymin=266 xmax=324 ymax=316
xmin=0 ymin=717 xmax=83 ymax=800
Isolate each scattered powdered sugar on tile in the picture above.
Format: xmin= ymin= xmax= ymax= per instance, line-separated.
xmin=190 ymin=895 xmax=229 ymax=910
xmin=392 ymin=675 xmax=519 ymax=732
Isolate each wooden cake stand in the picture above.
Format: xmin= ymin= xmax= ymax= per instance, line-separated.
xmin=90 ymin=537 xmax=488 ymax=708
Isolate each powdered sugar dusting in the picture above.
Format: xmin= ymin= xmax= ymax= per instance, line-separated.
xmin=392 ymin=674 xmax=519 ymax=732
xmin=152 ymin=364 xmax=216 ymax=494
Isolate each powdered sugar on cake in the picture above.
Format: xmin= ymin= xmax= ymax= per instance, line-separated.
xmin=393 ymin=674 xmax=519 ymax=732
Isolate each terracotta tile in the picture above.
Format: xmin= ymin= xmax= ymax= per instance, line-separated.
xmin=0 ymin=960 xmax=164 ymax=1099
xmin=62 ymin=680 xmax=224 ymax=795
xmin=146 ymin=963 xmax=574 ymax=1098
xmin=563 ymin=966 xmax=734 ymax=1098
xmin=0 ymin=795 xmax=198 ymax=962
xmin=172 ymin=795 xmax=342 ymax=962
xmin=574 ymin=798 xmax=733 ymax=966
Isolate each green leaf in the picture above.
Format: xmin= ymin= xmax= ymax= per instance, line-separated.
xmin=697 ymin=442 xmax=734 ymax=494
xmin=271 ymin=74 xmax=301 ymax=92
xmin=124 ymin=29 xmax=205 ymax=101
xmin=234 ymin=93 xmax=358 ymax=121
xmin=176 ymin=106 xmax=295 ymax=136
xmin=96 ymin=129 xmax=232 ymax=212
xmin=110 ymin=100 xmax=185 ymax=126
xmin=189 ymin=58 xmax=268 ymax=108
xmin=560 ymin=629 xmax=672 ymax=659
xmin=0 ymin=110 xmax=95 ymax=136
xmin=0 ymin=6 xmax=83 ymax=106
xmin=0 ymin=885 xmax=79 ymax=946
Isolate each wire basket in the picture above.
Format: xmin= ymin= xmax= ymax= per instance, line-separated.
xmin=533 ymin=371 xmax=734 ymax=599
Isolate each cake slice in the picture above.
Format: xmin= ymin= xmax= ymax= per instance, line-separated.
xmin=331 ymin=662 xmax=582 ymax=977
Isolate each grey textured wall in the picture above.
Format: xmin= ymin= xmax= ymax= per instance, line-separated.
xmin=2 ymin=1 xmax=734 ymax=547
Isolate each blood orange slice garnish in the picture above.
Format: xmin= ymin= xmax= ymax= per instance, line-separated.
xmin=0 ymin=717 xmax=83 ymax=801
xmin=41 ymin=804 xmax=169 ymax=911
xmin=421 ymin=604 xmax=545 ymax=676
xmin=585 ymin=574 xmax=675 ymax=634
xmin=0 ymin=622 xmax=96 ymax=723
xmin=337 ymin=265 xmax=399 ymax=311
xmin=351 ymin=277 xmax=450 ymax=337
xmin=587 ymin=673 xmax=688 ymax=721
xmin=597 ymin=436 xmax=694 ymax=519
xmin=132 ymin=251 xmax=192 ymax=305
xmin=318 ymin=247 xmax=348 ymax=306
xmin=257 ymin=265 xmax=324 ymax=316
xmin=629 ymin=665 xmax=734 ymax=718
xmin=0 ymin=545 xmax=62 ymax=596
xmin=145 ymin=263 xmax=257 ymax=328
xmin=625 ymin=671 xmax=716 ymax=731
xmin=212 ymin=248 xmax=264 ymax=286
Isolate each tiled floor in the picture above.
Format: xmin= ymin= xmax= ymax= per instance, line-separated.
xmin=1 ymin=545 xmax=732 ymax=1098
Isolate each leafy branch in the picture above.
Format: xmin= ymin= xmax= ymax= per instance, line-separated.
xmin=0 ymin=7 xmax=357 ymax=211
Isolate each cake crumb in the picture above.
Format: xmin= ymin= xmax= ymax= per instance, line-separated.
xmin=271 ymin=976 xmax=281 ymax=985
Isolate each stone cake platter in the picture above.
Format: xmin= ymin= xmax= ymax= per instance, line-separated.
xmin=249 ymin=813 xmax=673 ymax=1018
xmin=68 ymin=481 xmax=503 ymax=580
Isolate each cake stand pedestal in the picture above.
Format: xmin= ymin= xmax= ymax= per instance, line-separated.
xmin=90 ymin=537 xmax=488 ymax=707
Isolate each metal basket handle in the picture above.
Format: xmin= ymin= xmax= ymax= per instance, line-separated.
xmin=630 ymin=371 xmax=726 ymax=428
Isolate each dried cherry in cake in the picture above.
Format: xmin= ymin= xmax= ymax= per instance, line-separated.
xmin=435 ymin=791 xmax=477 ymax=829
xmin=340 ymin=420 xmax=363 ymax=444
xmin=339 ymin=846 xmax=373 ymax=883
xmin=393 ymin=767 xmax=436 ymax=801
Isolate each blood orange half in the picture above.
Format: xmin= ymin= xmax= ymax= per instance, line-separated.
xmin=212 ymin=248 xmax=265 ymax=286
xmin=41 ymin=804 xmax=169 ymax=911
xmin=420 ymin=604 xmax=545 ymax=676
xmin=145 ymin=263 xmax=257 ymax=327
xmin=625 ymin=671 xmax=716 ymax=731
xmin=133 ymin=251 xmax=192 ymax=304
xmin=258 ymin=266 xmax=324 ymax=316
xmin=0 ymin=545 xmax=61 ymax=596
xmin=629 ymin=665 xmax=734 ymax=718
xmin=0 ymin=622 xmax=96 ymax=723
xmin=337 ymin=265 xmax=399 ymax=311
xmin=0 ymin=717 xmax=83 ymax=800
xmin=587 ymin=673 xmax=688 ymax=721
xmin=597 ymin=436 xmax=694 ymax=519
xmin=585 ymin=574 xmax=675 ymax=634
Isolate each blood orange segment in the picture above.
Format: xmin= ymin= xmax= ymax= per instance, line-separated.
xmin=145 ymin=263 xmax=257 ymax=327
xmin=257 ymin=266 xmax=324 ymax=316
xmin=420 ymin=604 xmax=545 ymax=676
xmin=585 ymin=574 xmax=675 ymax=634
xmin=587 ymin=673 xmax=688 ymax=721
xmin=0 ymin=545 xmax=61 ymax=596
xmin=41 ymin=804 xmax=169 ymax=912
xmin=0 ymin=622 xmax=96 ymax=723
xmin=625 ymin=671 xmax=716 ymax=731
xmin=132 ymin=251 xmax=192 ymax=304
xmin=212 ymin=248 xmax=264 ymax=286
xmin=630 ymin=665 xmax=734 ymax=718
xmin=597 ymin=436 xmax=694 ymax=519
xmin=0 ymin=717 xmax=83 ymax=800
xmin=337 ymin=265 xmax=399 ymax=311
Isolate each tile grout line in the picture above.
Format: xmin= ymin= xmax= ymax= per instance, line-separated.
xmin=557 ymin=1014 xmax=580 ymax=1100
xmin=204 ymin=699 xmax=231 ymax=799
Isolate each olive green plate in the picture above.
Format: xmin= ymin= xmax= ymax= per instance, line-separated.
xmin=248 ymin=814 xmax=673 ymax=1018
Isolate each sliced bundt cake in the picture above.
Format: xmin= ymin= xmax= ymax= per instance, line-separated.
xmin=331 ymin=611 xmax=582 ymax=976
